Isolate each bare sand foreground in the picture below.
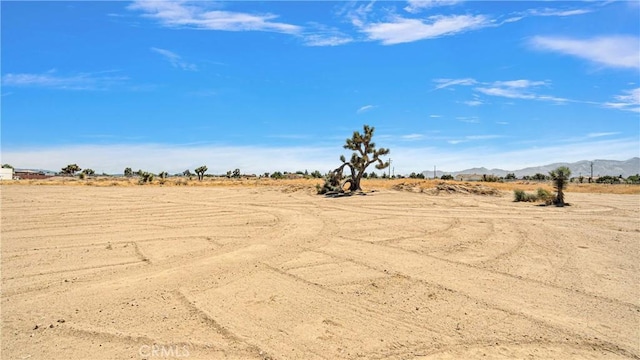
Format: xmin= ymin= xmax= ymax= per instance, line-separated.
xmin=1 ymin=184 xmax=639 ymax=359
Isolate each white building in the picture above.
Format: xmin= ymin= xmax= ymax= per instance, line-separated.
xmin=0 ymin=168 xmax=14 ymax=180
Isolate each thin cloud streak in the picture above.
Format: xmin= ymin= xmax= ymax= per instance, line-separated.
xmin=357 ymin=104 xmax=377 ymax=114
xmin=404 ymin=0 xmax=461 ymax=13
xmin=151 ymin=47 xmax=197 ymax=71
xmin=433 ymin=78 xmax=477 ymax=90
xmin=527 ymin=8 xmax=592 ymax=17
xmin=529 ymin=35 xmax=640 ymax=70
xmin=433 ymin=77 xmax=613 ymax=106
xmin=303 ymin=34 xmax=353 ymax=47
xmin=1 ymin=71 xmax=128 ymax=90
xmin=587 ymin=132 xmax=620 ymax=138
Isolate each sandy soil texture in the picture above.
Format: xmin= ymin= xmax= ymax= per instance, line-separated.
xmin=2 ymin=185 xmax=639 ymax=359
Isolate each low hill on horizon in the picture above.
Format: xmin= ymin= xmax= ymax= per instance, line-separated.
xmin=423 ymin=157 xmax=640 ymax=179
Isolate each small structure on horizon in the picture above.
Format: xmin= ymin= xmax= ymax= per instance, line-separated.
xmin=0 ymin=168 xmax=14 ymax=180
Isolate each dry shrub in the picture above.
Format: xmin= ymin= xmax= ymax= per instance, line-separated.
xmin=393 ymin=181 xmax=502 ymax=196
xmin=514 ymin=189 xmax=538 ymax=202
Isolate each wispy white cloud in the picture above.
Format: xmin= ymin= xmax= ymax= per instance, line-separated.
xmin=447 ymin=134 xmax=502 ymax=145
xmin=357 ymin=104 xmax=377 ymax=114
xmin=344 ymin=1 xmax=376 ymax=28
xmin=1 ymin=71 xmax=128 ymax=90
xmin=529 ymin=35 xmax=640 ymax=70
xmin=303 ymin=33 xmax=353 ymax=47
xmin=466 ymin=135 xmax=502 ymax=140
xmin=463 ymin=100 xmax=483 ymax=106
xmin=603 ymin=88 xmax=640 ymax=112
xmin=132 ymin=2 xmax=352 ymax=47
xmin=151 ymin=47 xmax=197 ymax=71
xmin=404 ymin=0 xmax=461 ymax=13
xmin=528 ymin=8 xmax=592 ymax=17
xmin=587 ymin=132 xmax=621 ymax=138
xmin=359 ymin=14 xmax=490 ymax=45
xmin=435 ymin=78 xmax=571 ymax=104
xmin=443 ymin=80 xmax=640 ymax=112
xmin=401 ymin=134 xmax=425 ymax=141
xmin=477 ymin=80 xmax=556 ymax=102
xmin=456 ymin=116 xmax=480 ymax=124
xmin=493 ymin=80 xmax=548 ymax=88
xmin=301 ymin=22 xmax=353 ymax=46
xmin=476 ymin=80 xmax=568 ymax=103
xmin=128 ymin=1 xmax=301 ymax=34
xmin=433 ymin=78 xmax=477 ymax=90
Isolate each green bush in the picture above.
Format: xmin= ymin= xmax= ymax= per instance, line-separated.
xmin=536 ymin=188 xmax=553 ymax=201
xmin=514 ymin=189 xmax=538 ymax=202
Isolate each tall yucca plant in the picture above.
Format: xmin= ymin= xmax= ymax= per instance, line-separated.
xmin=549 ymin=166 xmax=571 ymax=206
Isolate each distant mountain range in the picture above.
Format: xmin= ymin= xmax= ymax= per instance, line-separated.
xmin=423 ymin=158 xmax=640 ymax=179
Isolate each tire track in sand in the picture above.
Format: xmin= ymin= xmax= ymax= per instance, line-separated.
xmin=318 ymin=238 xmax=639 ymax=357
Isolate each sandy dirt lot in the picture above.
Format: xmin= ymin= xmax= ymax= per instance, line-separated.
xmin=2 ymin=184 xmax=639 ymax=359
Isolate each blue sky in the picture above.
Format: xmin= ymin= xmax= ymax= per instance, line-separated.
xmin=2 ymin=1 xmax=639 ymax=175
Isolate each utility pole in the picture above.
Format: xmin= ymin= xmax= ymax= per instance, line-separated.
xmin=388 ymin=158 xmax=392 ymax=178
xmin=590 ymin=161 xmax=594 ymax=183
xmin=434 ymin=165 xmax=436 ymax=179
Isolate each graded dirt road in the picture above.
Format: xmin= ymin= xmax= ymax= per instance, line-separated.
xmin=1 ymin=185 xmax=639 ymax=359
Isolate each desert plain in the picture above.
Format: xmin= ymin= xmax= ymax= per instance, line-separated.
xmin=1 ymin=180 xmax=639 ymax=359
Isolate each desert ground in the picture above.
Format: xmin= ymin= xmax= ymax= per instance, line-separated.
xmin=1 ymin=180 xmax=639 ymax=359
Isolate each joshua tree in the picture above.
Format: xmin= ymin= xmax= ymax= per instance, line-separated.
xmin=195 ymin=166 xmax=207 ymax=181
xmin=61 ymin=164 xmax=81 ymax=176
xmin=320 ymin=125 xmax=390 ymax=194
xmin=81 ymin=168 xmax=95 ymax=176
xmin=158 ymin=171 xmax=168 ymax=179
xmin=124 ymin=167 xmax=133 ymax=177
xmin=549 ymin=166 xmax=571 ymax=206
xmin=138 ymin=171 xmax=154 ymax=184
